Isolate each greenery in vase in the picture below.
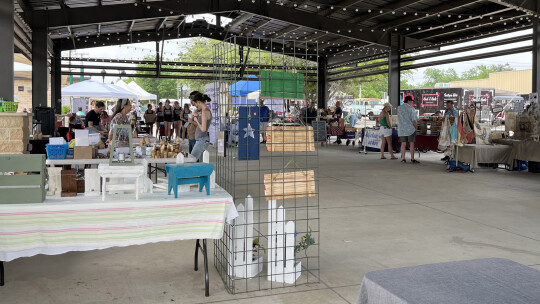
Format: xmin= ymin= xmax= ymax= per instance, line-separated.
xmin=295 ymin=227 xmax=315 ymax=254
xmin=253 ymin=237 xmax=266 ymax=254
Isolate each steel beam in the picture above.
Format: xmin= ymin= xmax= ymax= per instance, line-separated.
xmin=328 ymin=69 xmax=388 ymax=81
xmin=51 ymin=43 xmax=62 ymax=114
xmin=32 ymin=27 xmax=49 ymax=109
xmin=328 ymin=61 xmax=388 ymax=76
xmin=57 ymin=26 xmax=319 ymax=62
xmin=227 ymin=13 xmax=254 ymax=31
xmin=61 ymin=71 xmax=317 ymax=82
xmin=487 ymin=0 xmax=538 ymax=14
xmin=411 ymin=8 xmax=519 ymax=40
xmin=348 ymin=0 xmax=422 ymax=24
xmin=0 ymin=0 xmax=14 ymax=101
xmin=376 ymin=0 xmax=477 ymax=30
xmin=402 ymin=45 xmax=532 ymax=70
xmin=38 ymin=0 xmax=394 ymax=46
xmin=319 ymin=0 xmax=361 ymax=17
xmin=317 ymin=56 xmax=328 ymax=109
xmin=268 ymin=25 xmax=300 ymax=40
xmin=401 ymin=34 xmax=532 ymax=62
xmin=388 ymin=35 xmax=401 ymax=108
xmin=533 ymin=19 xmax=540 ymax=92
xmin=62 ymin=58 xmax=317 ymax=70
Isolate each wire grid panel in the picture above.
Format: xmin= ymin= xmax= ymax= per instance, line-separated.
xmin=212 ymin=36 xmax=320 ymax=294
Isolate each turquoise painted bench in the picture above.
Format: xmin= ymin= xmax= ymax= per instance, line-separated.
xmin=165 ymin=163 xmax=214 ymax=198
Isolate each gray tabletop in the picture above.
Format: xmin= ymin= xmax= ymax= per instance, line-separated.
xmin=358 ymin=258 xmax=540 ymax=304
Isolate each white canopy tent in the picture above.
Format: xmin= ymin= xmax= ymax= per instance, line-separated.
xmin=127 ymin=81 xmax=157 ymax=100
xmin=115 ymin=80 xmax=140 ymax=98
xmin=62 ymin=80 xmax=137 ymax=98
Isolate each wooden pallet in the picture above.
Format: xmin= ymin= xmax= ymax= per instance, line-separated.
xmin=263 ymin=170 xmax=316 ymax=201
xmin=266 ymin=126 xmax=315 ymax=152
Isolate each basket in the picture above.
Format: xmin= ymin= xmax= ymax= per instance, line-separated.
xmin=2 ymin=101 xmax=18 ymax=113
xmin=46 ymin=143 xmax=69 ymax=159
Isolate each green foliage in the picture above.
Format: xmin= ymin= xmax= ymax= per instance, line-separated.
xmin=62 ymin=106 xmax=71 ymax=114
xmin=460 ymin=63 xmax=514 ymax=80
xmin=295 ymin=227 xmax=315 ymax=255
xmin=418 ymin=64 xmax=514 ymax=88
xmin=124 ymin=55 xmax=179 ymax=101
xmin=252 ymin=237 xmax=266 ymax=254
xmin=421 ymin=67 xmax=460 ymax=88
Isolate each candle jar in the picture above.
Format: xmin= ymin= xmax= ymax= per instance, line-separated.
xmin=118 ymin=152 xmax=125 ymax=162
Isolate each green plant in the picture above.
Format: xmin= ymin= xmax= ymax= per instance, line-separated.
xmin=62 ymin=106 xmax=71 ymax=114
xmin=252 ymin=237 xmax=266 ymax=254
xmin=295 ymin=227 xmax=315 ymax=255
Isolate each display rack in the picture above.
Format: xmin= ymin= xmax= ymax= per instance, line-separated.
xmin=212 ymin=36 xmax=320 ymax=294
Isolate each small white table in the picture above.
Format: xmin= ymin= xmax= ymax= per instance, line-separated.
xmin=97 ymin=164 xmax=145 ymax=201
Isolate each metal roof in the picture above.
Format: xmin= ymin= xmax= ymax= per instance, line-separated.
xmin=13 ymin=0 xmax=539 ymax=65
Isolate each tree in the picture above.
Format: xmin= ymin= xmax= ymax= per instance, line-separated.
xmin=461 ymin=63 xmax=514 ymax=80
xmin=124 ymin=55 xmax=178 ymax=101
xmin=420 ymin=67 xmax=460 ymax=88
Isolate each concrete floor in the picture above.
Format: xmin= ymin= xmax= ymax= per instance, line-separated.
xmin=3 ymin=143 xmax=540 ymax=304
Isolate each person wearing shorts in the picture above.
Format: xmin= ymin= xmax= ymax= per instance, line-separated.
xmin=397 ymin=96 xmax=419 ymax=163
xmin=163 ymin=99 xmax=174 ymax=141
xmin=379 ymin=102 xmax=397 ymax=160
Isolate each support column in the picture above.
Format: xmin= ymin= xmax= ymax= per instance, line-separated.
xmin=388 ymin=35 xmax=401 ymax=109
xmin=317 ymin=56 xmax=328 ymax=109
xmin=32 ymin=27 xmax=49 ymax=109
xmin=533 ymin=19 xmax=540 ymax=93
xmin=51 ymin=43 xmax=62 ymax=114
xmin=0 ymin=0 xmax=14 ymax=101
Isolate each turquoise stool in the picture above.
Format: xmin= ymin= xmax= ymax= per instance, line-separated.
xmin=165 ymin=163 xmax=214 ymax=198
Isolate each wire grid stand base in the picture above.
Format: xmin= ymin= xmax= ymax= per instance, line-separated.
xmin=211 ymin=36 xmax=320 ymax=294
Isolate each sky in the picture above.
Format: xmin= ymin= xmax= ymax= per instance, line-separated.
xmin=14 ymin=15 xmax=533 ymax=88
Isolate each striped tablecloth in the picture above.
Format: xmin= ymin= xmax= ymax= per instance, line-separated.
xmin=0 ymin=187 xmax=236 ymax=262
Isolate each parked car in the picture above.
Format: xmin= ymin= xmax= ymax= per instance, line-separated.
xmin=344 ymin=100 xmax=384 ymax=120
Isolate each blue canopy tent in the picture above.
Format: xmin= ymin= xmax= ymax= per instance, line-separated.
xmin=229 ymin=75 xmax=260 ymax=107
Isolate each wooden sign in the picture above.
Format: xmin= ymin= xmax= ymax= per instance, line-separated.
xmin=263 ymin=170 xmax=316 ymax=200
xmin=266 ymin=126 xmax=315 ymax=152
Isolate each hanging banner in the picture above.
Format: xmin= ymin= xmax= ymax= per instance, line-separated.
xmin=205 ymin=82 xmax=221 ymax=144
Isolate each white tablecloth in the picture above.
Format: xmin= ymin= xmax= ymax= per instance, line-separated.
xmin=0 ymin=187 xmax=236 ymax=262
xmin=358 ymin=258 xmax=540 ymax=304
xmin=45 ymin=155 xmax=197 ymax=166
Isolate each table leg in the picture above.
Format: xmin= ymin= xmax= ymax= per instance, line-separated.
xmin=203 ymin=239 xmax=209 ymax=297
xmin=101 ymin=177 xmax=106 ymax=201
xmin=135 ymin=177 xmax=139 ymax=200
xmin=0 ymin=261 xmax=4 ymax=286
xmin=194 ymin=239 xmax=200 ymax=271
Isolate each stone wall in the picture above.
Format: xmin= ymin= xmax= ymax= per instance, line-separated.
xmin=0 ymin=113 xmax=30 ymax=154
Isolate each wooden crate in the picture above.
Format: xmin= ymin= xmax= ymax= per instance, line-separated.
xmin=266 ymin=126 xmax=315 ymax=152
xmin=0 ymin=154 xmax=45 ymax=204
xmin=263 ymin=170 xmax=316 ymax=201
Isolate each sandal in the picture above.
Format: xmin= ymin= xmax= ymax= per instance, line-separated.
xmin=381 ymin=157 xmax=387 ymax=159
xmin=411 ymin=159 xmax=420 ymax=164
xmin=390 ymin=157 xmax=398 ymax=160
xmin=401 ymin=159 xmax=406 ymax=163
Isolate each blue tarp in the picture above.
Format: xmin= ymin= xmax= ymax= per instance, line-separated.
xmin=229 ymin=75 xmax=260 ymax=96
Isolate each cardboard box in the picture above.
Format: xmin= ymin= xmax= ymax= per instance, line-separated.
xmin=74 ymin=146 xmax=96 ymax=159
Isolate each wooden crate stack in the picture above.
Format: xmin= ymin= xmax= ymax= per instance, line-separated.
xmin=0 ymin=154 xmax=45 ymax=204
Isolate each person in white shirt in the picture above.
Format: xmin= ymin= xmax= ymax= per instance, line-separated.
xmin=107 ymin=101 xmax=115 ymax=116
